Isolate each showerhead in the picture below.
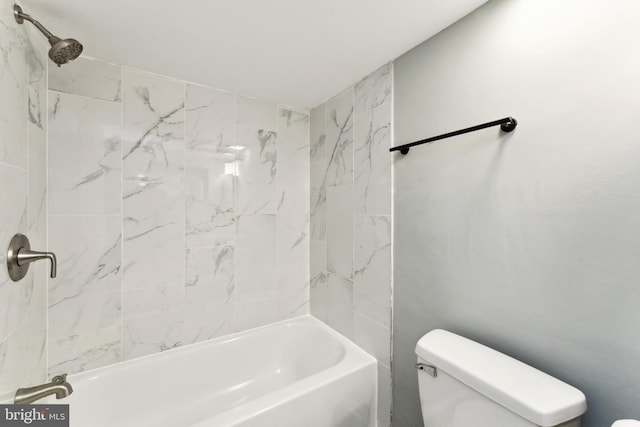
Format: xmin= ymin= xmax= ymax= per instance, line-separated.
xmin=48 ymin=37 xmax=84 ymax=66
xmin=13 ymin=4 xmax=84 ymax=67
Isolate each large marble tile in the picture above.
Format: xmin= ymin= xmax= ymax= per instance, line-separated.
xmin=377 ymin=362 xmax=392 ymax=427
xmin=185 ymin=160 xmax=236 ymax=248
xmin=326 ymin=185 xmax=353 ymax=279
xmin=0 ymin=251 xmax=41 ymax=388
xmin=28 ymin=125 xmax=47 ymax=368
xmin=22 ymin=283 xmax=47 ymax=385
xmin=49 ymin=57 xmax=122 ymax=102
xmin=185 ymin=84 xmax=235 ymax=143
xmin=277 ymin=109 xmax=309 ymax=193
xmin=123 ymin=176 xmax=185 ymax=290
xmin=122 ymin=70 xmax=184 ymax=181
xmin=26 ymin=29 xmax=47 ymax=131
xmin=354 ymin=102 xmax=392 ymax=215
xmin=24 ymin=262 xmax=47 ymax=386
xmin=326 ymin=273 xmax=354 ymax=340
xmin=353 ymin=215 xmax=391 ymax=327
xmin=0 ymin=333 xmax=24 ymax=397
xmin=310 ymin=104 xmax=326 ymax=164
xmin=354 ymin=63 xmax=392 ymax=115
xmin=48 ymin=326 xmax=121 ymax=376
xmin=237 ymin=96 xmax=277 ymax=131
xmin=47 ymin=217 xmax=118 ymax=375
xmin=310 ymin=239 xmax=328 ymax=322
xmin=354 ymin=312 xmax=391 ymax=366
xmin=277 ymin=189 xmax=310 ymax=319
xmin=123 ymin=285 xmax=184 ymax=360
xmin=310 ymin=104 xmax=327 ymax=241
xmin=28 ymin=125 xmax=47 ymax=248
xmin=183 ymin=300 xmax=234 ymax=345
xmin=310 ymin=158 xmax=326 ymax=241
xmin=325 ymin=89 xmax=354 ymax=187
xmin=0 ymin=307 xmax=47 ymax=393
xmin=0 ymin=164 xmax=28 ymax=339
xmin=185 ymin=84 xmax=236 ymax=247
xmin=48 ymin=216 xmax=121 ymax=338
xmin=354 ymin=293 xmax=390 ymax=331
xmin=184 ymin=246 xmax=234 ymax=344
xmin=235 ymin=215 xmax=276 ymax=301
xmin=0 ymin=7 xmax=28 ymax=169
xmin=236 ymin=127 xmax=277 ymax=214
xmin=232 ymin=297 xmax=277 ymax=332
xmin=185 ymin=245 xmax=234 ymax=305
xmin=48 ymin=92 xmax=122 ymax=215
xmin=0 ymin=338 xmax=22 ymax=397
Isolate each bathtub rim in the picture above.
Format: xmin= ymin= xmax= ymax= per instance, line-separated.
xmin=64 ymin=315 xmax=374 ymax=383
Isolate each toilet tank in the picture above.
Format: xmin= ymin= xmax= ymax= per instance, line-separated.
xmin=415 ymin=330 xmax=587 ymax=427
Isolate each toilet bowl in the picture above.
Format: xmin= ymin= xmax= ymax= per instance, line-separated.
xmin=612 ymin=421 xmax=640 ymax=427
xmin=415 ymin=329 xmax=587 ymax=427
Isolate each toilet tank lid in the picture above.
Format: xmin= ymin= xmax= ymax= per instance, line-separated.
xmin=415 ymin=330 xmax=587 ymax=427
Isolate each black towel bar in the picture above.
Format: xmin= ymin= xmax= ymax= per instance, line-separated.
xmin=390 ymin=117 xmax=517 ymax=155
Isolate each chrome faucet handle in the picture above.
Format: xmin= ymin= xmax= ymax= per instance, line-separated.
xmin=6 ymin=234 xmax=57 ymax=281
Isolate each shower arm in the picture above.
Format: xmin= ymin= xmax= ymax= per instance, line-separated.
xmin=14 ymin=6 xmax=57 ymax=41
xmin=13 ymin=4 xmax=84 ymax=67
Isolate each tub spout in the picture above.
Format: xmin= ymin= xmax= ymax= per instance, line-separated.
xmin=15 ymin=374 xmax=73 ymax=405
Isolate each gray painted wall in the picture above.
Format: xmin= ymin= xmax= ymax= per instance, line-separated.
xmin=392 ymin=1 xmax=640 ymax=426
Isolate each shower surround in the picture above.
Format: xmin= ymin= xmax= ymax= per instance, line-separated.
xmin=45 ymin=57 xmax=310 ymax=374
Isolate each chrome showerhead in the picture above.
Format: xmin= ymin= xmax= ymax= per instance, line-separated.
xmin=14 ymin=4 xmax=84 ymax=67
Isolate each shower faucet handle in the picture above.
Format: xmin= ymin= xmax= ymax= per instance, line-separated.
xmin=6 ymin=234 xmax=57 ymax=281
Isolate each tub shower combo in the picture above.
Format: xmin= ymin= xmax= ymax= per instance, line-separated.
xmin=7 ymin=231 xmax=376 ymax=426
xmin=5 ymin=4 xmax=378 ymax=426
xmin=6 ymin=234 xmax=377 ymax=426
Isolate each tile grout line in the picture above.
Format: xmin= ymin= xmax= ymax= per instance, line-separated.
xmin=182 ymin=80 xmax=187 ymax=348
xmin=119 ymin=63 xmax=124 ymax=364
xmin=44 ymin=41 xmax=50 ymax=381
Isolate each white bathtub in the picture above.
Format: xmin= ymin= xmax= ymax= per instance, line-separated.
xmin=62 ymin=315 xmax=377 ymax=427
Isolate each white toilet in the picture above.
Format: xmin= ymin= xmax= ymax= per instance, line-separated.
xmin=415 ymin=329 xmax=587 ymax=426
xmin=612 ymin=421 xmax=640 ymax=427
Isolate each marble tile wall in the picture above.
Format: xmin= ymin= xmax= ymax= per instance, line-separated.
xmin=310 ymin=63 xmax=393 ymax=426
xmin=0 ymin=2 xmax=48 ymax=399
xmin=46 ymin=57 xmax=310 ymax=374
